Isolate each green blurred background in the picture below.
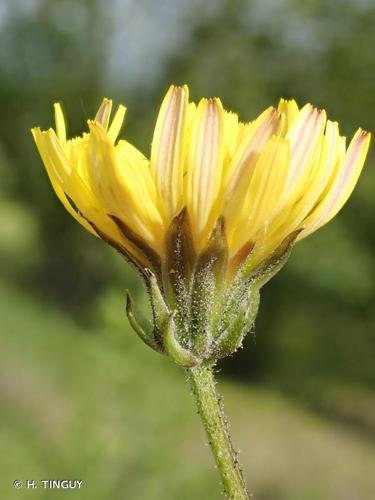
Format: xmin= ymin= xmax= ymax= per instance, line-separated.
xmin=0 ymin=1 xmax=374 ymax=499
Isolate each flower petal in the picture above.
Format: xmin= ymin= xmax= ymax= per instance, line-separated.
xmin=107 ymin=104 xmax=126 ymax=143
xmin=54 ymin=103 xmax=66 ymax=143
xmin=186 ymin=97 xmax=224 ymax=247
xmin=223 ymin=107 xmax=282 ymax=230
xmin=267 ymin=119 xmax=341 ymax=243
xmin=151 ymin=85 xmax=189 ymax=220
xmin=31 ymin=127 xmax=97 ymax=236
xmin=286 ymin=104 xmax=326 ymax=191
xmin=277 ymin=98 xmax=299 ymax=136
xmin=224 ymin=107 xmax=281 ymax=196
xmin=88 ymin=122 xmax=164 ymax=251
xmin=95 ymin=98 xmax=113 ymax=130
xmin=223 ymin=110 xmax=240 ymax=157
xmin=299 ymin=129 xmax=371 ymax=238
xmin=229 ymin=136 xmax=290 ymax=254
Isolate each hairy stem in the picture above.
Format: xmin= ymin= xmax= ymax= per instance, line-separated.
xmin=186 ymin=363 xmax=250 ymax=500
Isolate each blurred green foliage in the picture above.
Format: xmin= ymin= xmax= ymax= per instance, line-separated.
xmin=1 ymin=283 xmax=375 ymax=500
xmin=0 ymin=0 xmax=374 ymax=498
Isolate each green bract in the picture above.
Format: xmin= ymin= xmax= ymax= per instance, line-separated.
xmin=126 ymin=210 xmax=299 ymax=367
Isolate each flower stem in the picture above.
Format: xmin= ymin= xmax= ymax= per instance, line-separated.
xmin=186 ymin=363 xmax=250 ymax=500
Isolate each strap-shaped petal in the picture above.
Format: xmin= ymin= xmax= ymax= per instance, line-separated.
xmin=230 ymin=136 xmax=290 ymax=253
xmin=309 ymin=120 xmax=341 ymax=202
xmin=95 ymin=98 xmax=113 ymax=130
xmin=38 ymin=127 xmax=145 ymax=254
xmin=32 ymin=89 xmax=371 ymax=276
xmin=186 ymin=97 xmax=224 ymax=247
xmin=299 ymin=129 xmax=371 ymax=239
xmin=245 ymin=136 xmax=290 ymax=235
xmin=277 ymin=98 xmax=299 ymax=137
xmin=34 ymin=128 xmax=71 ymax=184
xmin=223 ymin=110 xmax=240 ymax=158
xmin=286 ymin=104 xmax=326 ymax=192
xmin=151 ymin=85 xmax=189 ymax=220
xmin=224 ymin=106 xmax=281 ymax=196
xmin=223 ymin=107 xmax=282 ymax=233
xmin=31 ymin=127 xmax=97 ymax=236
xmin=264 ymin=120 xmax=341 ymax=246
xmin=88 ymin=122 xmax=164 ymax=251
xmin=54 ymin=103 xmax=66 ymax=143
xmin=44 ymin=130 xmax=95 ymax=211
xmin=95 ymin=99 xmax=126 ymax=143
xmin=107 ymin=105 xmax=126 ymax=143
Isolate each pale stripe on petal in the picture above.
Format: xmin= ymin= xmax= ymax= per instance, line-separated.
xmin=151 ymin=85 xmax=189 ymax=220
xmin=187 ymin=98 xmax=224 ymax=246
xmin=95 ymin=98 xmax=113 ymax=130
xmin=299 ymin=129 xmax=370 ymax=239
xmin=286 ymin=104 xmax=326 ymax=190
xmin=229 ymin=136 xmax=290 ymax=254
xmin=223 ymin=107 xmax=282 ymax=230
xmin=33 ymin=89 xmax=371 ymax=268
xmin=310 ymin=120 xmax=341 ymax=201
xmin=224 ymin=107 xmax=281 ymax=196
xmin=246 ymin=136 xmax=290 ymax=234
xmin=271 ymin=120 xmax=341 ymax=240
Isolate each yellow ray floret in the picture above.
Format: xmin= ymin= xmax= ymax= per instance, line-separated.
xmin=32 ymin=86 xmax=371 ymax=271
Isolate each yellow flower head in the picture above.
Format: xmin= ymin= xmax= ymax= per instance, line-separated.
xmin=32 ymin=85 xmax=371 ymax=365
xmin=32 ymin=85 xmax=370 ymax=273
